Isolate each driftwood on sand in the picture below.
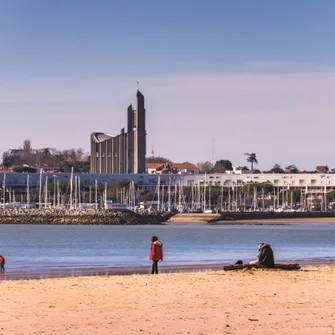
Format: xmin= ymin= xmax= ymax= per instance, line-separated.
xmin=223 ymin=263 xmax=301 ymax=271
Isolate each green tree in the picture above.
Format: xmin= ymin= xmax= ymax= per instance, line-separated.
xmin=244 ymin=153 xmax=258 ymax=171
xmin=286 ymin=165 xmax=298 ymax=173
xmin=269 ymin=163 xmax=285 ymax=174
xmin=214 ymin=160 xmax=233 ymax=173
xmin=196 ymin=161 xmax=214 ymax=174
xmin=146 ymin=156 xmax=172 ymax=163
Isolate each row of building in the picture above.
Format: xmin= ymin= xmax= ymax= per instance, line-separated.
xmin=0 ymin=172 xmax=334 ymax=194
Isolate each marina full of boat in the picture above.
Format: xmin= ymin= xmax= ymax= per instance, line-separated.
xmin=1 ymin=170 xmax=335 ymax=214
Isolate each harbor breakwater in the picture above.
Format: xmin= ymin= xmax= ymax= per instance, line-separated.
xmin=0 ymin=209 xmax=173 ymax=225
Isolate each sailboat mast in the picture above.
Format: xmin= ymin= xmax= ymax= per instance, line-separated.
xmin=161 ymin=183 xmax=164 ymax=211
xmin=89 ymin=186 xmax=92 ymax=206
xmin=220 ymin=185 xmax=223 ymax=211
xmin=203 ymin=173 xmax=207 ymax=210
xmin=53 ymin=177 xmax=56 ymax=208
xmin=157 ymin=176 xmax=160 ymax=211
xmin=74 ymin=175 xmax=78 ymax=209
xmin=27 ymin=174 xmax=30 ymax=208
xmin=2 ymin=173 xmax=6 ymax=205
xmin=38 ymin=170 xmax=42 ymax=209
xmin=104 ymin=182 xmax=107 ymax=210
xmin=253 ymin=187 xmax=257 ymax=211
xmin=69 ymin=167 xmax=73 ymax=209
xmin=197 ymin=179 xmax=200 ymax=209
xmin=174 ymin=182 xmax=177 ymax=211
xmin=57 ymin=180 xmax=60 ymax=208
xmin=228 ymin=188 xmax=231 ymax=211
xmin=95 ymin=179 xmax=98 ymax=209
xmin=168 ymin=178 xmax=171 ymax=212
xmin=44 ymin=175 xmax=48 ymax=208
xmin=178 ymin=182 xmax=181 ymax=211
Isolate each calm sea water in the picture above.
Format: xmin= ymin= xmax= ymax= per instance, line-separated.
xmin=0 ymin=223 xmax=335 ymax=271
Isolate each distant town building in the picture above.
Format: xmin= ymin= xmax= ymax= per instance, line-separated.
xmin=316 ymin=165 xmax=329 ymax=173
xmin=3 ymin=149 xmax=40 ymax=161
xmin=90 ymin=90 xmax=146 ymax=174
xmin=225 ymin=166 xmax=249 ymax=175
xmin=146 ymin=162 xmax=199 ymax=175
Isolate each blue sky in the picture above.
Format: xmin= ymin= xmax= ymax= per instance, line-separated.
xmin=0 ymin=0 xmax=334 ymax=170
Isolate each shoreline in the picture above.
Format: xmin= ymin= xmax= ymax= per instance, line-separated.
xmin=1 ymin=259 xmax=334 ymax=281
xmin=167 ymin=216 xmax=335 ymax=224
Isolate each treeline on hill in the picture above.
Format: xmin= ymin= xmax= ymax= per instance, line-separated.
xmin=2 ymin=140 xmax=90 ymax=173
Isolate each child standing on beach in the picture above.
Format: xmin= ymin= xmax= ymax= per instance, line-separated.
xmin=0 ymin=255 xmax=5 ymax=273
xmin=149 ymin=236 xmax=163 ymax=274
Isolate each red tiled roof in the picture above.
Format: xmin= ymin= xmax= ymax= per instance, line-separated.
xmin=0 ymin=169 xmax=13 ymax=173
xmin=146 ymin=163 xmax=165 ymax=169
xmin=146 ymin=162 xmax=198 ymax=170
xmin=172 ymin=163 xmax=197 ymax=169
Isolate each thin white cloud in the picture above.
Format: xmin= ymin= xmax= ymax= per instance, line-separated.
xmin=244 ymin=61 xmax=333 ymax=74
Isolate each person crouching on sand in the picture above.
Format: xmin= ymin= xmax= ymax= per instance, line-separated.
xmin=250 ymin=242 xmax=275 ymax=268
xmin=149 ymin=236 xmax=163 ymax=274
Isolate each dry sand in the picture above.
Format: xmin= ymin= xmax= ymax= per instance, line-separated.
xmin=1 ymin=267 xmax=335 ymax=335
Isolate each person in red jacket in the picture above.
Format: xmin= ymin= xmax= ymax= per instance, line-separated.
xmin=0 ymin=255 xmax=5 ymax=273
xmin=149 ymin=236 xmax=163 ymax=274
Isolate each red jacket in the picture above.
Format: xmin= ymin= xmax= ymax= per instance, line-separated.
xmin=149 ymin=241 xmax=163 ymax=261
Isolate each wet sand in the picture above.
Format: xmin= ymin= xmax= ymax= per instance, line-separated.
xmin=1 ymin=265 xmax=335 ymax=334
xmin=1 ymin=259 xmax=334 ymax=281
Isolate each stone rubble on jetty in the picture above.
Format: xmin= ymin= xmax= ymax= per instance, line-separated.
xmin=0 ymin=208 xmax=172 ymax=225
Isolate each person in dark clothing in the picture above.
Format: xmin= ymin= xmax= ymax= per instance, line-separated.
xmin=250 ymin=242 xmax=275 ymax=267
xmin=149 ymin=236 xmax=163 ymax=274
xmin=0 ymin=255 xmax=5 ymax=273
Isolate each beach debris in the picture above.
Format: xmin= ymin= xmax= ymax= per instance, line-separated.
xmin=223 ymin=263 xmax=301 ymax=271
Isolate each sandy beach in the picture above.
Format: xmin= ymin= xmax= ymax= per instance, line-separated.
xmin=168 ymin=215 xmax=335 ymax=224
xmin=1 ymin=266 xmax=335 ymax=335
xmin=212 ymin=217 xmax=335 ymax=225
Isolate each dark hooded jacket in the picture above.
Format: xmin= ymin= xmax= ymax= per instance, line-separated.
xmin=258 ymin=244 xmax=275 ymax=267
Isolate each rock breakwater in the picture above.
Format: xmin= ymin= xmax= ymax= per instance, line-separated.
xmin=0 ymin=209 xmax=173 ymax=225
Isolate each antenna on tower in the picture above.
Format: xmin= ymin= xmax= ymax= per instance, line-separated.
xmin=151 ymin=145 xmax=154 ymax=157
xmin=137 ymin=81 xmax=139 ymax=90
xmin=212 ymin=138 xmax=215 ymax=165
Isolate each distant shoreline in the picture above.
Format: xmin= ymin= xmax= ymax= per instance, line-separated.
xmin=210 ymin=217 xmax=335 ymax=225
xmin=168 ymin=213 xmax=335 ymax=224
xmin=2 ymin=211 xmax=335 ymax=225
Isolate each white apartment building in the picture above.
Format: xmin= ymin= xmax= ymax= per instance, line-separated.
xmin=0 ymin=173 xmax=334 ymax=195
